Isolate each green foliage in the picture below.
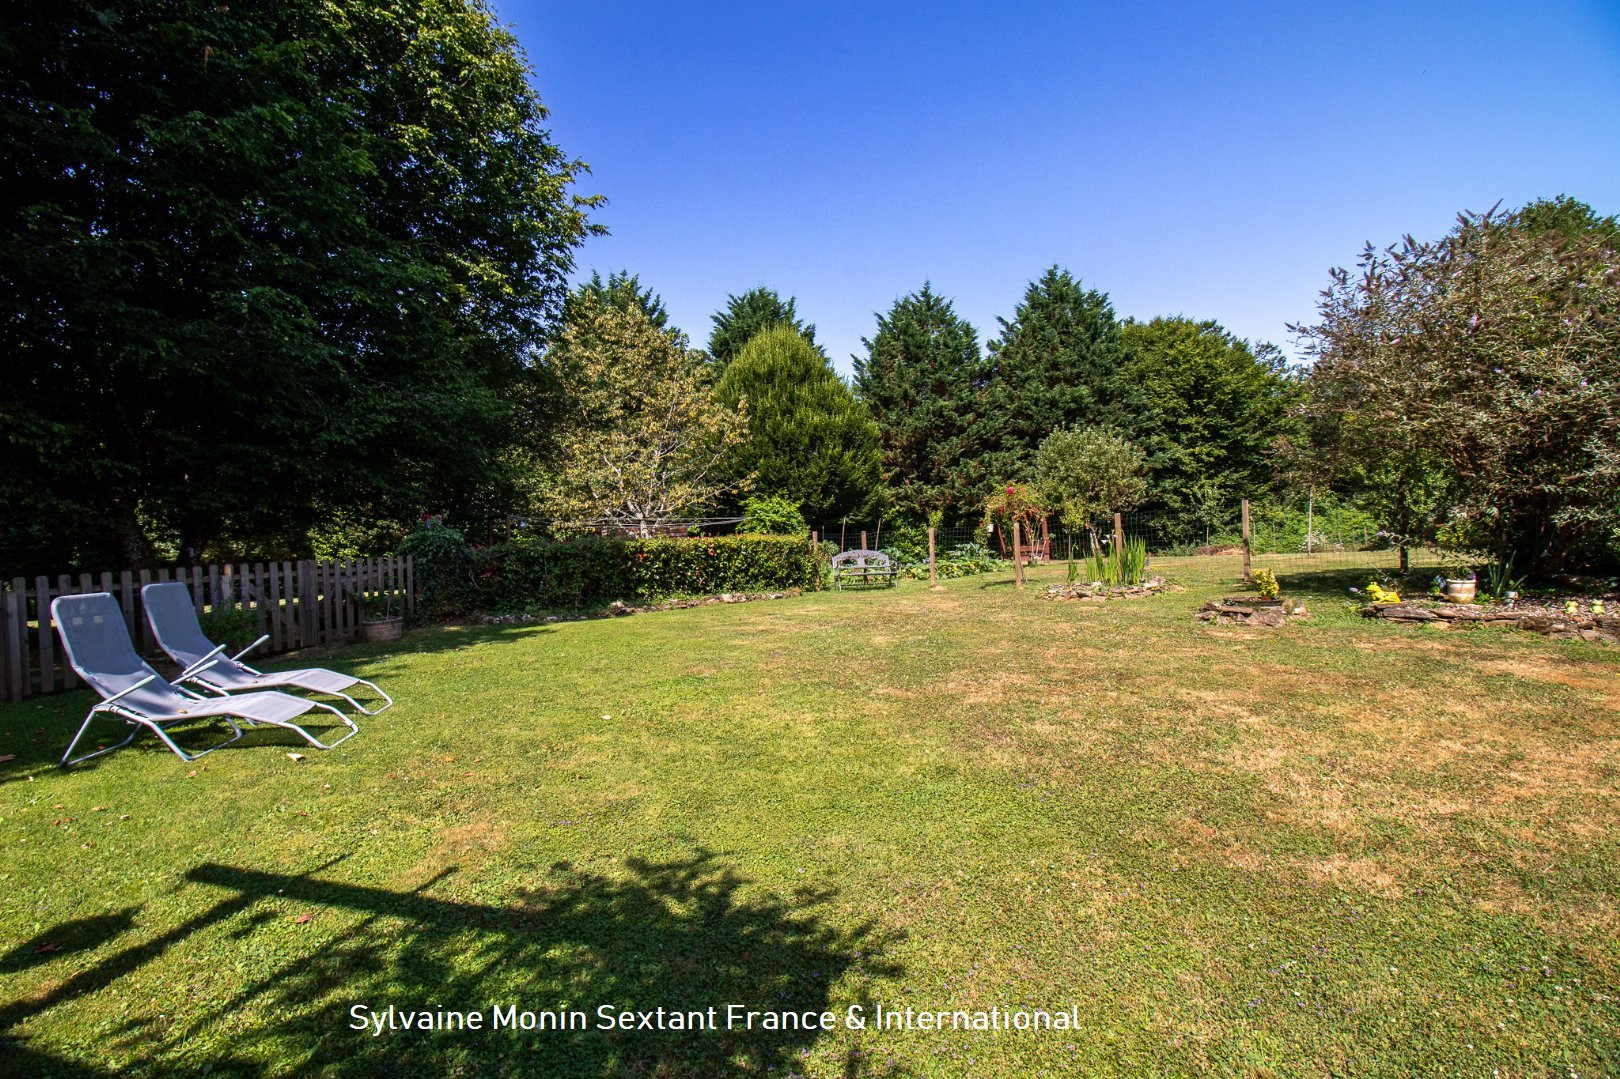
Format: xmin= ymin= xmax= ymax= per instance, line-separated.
xmin=400 ymin=518 xmax=478 ymax=619
xmin=855 ymin=284 xmax=986 ymax=517
xmin=197 ymin=600 xmax=261 ymax=654
xmin=1034 ymin=427 xmax=1148 ymax=529
xmin=879 ymin=533 xmax=1003 ymax=580
xmin=975 ymin=267 xmax=1124 ymax=482
xmin=356 ymin=591 xmax=400 ymax=622
xmin=562 ymin=270 xmax=672 ymax=334
xmin=716 ymin=326 xmax=879 ymax=521
xmin=0 ymin=0 xmax=600 ymax=573
xmin=534 ymin=296 xmax=746 ymax=530
xmin=706 ymin=287 xmax=821 ymax=368
xmin=737 ymin=495 xmax=807 ymax=537
xmin=1479 ymin=558 xmax=1525 ymax=604
xmin=1296 ymin=197 xmax=1620 ymax=574
xmin=478 ymin=535 xmax=824 ymax=611
xmin=1114 ymin=317 xmax=1298 ymax=519
xmin=1080 ymin=536 xmax=1149 ymax=588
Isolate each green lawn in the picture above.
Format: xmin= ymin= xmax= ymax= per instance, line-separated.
xmin=2 ymin=558 xmax=1618 ymax=1076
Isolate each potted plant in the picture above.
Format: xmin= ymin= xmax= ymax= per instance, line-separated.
xmin=357 ymin=591 xmax=404 ymax=643
xmin=1438 ymin=549 xmax=1478 ymax=604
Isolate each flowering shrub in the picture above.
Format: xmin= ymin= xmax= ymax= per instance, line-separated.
xmin=478 ymin=535 xmax=825 ymax=611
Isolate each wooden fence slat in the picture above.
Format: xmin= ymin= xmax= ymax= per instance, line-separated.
xmin=3 ymin=583 xmax=24 ymax=701
xmin=267 ymin=563 xmax=284 ymax=651
xmin=117 ymin=570 xmax=135 ymax=644
xmin=137 ymin=569 xmax=153 ymax=652
xmin=36 ymin=576 xmax=55 ymax=693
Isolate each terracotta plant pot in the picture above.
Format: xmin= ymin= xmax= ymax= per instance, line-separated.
xmin=360 ymin=616 xmax=404 ymax=643
xmin=1442 ymin=578 xmax=1477 ymax=604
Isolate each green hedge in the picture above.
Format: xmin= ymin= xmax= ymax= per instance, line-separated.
xmin=477 ymin=534 xmax=826 ymax=612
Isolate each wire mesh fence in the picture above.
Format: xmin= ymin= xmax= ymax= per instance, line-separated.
xmin=811 ymin=502 xmax=1445 ymax=582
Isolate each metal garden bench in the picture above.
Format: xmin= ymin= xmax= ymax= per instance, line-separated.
xmin=830 ymin=549 xmax=898 ymax=589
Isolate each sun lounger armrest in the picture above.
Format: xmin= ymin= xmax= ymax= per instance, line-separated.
xmin=230 ymin=634 xmax=270 ymax=663
xmin=99 ymin=673 xmax=158 ymax=708
xmin=177 ymin=644 xmax=228 ymax=681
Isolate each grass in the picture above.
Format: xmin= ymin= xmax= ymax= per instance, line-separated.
xmin=2 ymin=557 xmax=1618 ymax=1076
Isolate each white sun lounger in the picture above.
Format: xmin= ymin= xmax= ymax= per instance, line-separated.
xmin=141 ymin=582 xmax=392 ymax=714
xmin=52 ymin=592 xmax=358 ymax=766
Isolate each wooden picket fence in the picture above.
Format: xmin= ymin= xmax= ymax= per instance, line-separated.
xmin=0 ymin=556 xmax=413 ymax=701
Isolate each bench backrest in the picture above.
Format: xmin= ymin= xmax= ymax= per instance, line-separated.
xmin=831 ymin=549 xmax=891 ymax=569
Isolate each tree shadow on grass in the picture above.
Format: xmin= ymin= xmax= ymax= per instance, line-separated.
xmin=3 ymin=849 xmax=904 ymax=1076
xmin=1275 ymin=566 xmax=1428 ymax=599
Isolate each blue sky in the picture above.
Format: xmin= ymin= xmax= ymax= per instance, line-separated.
xmin=507 ymin=1 xmax=1620 ymax=375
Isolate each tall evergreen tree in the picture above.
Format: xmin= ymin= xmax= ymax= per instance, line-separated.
xmin=855 ymin=284 xmax=986 ymax=517
xmin=976 ymin=267 xmax=1124 ymax=482
xmin=1113 ymin=317 xmax=1298 ymax=518
xmin=0 ymin=0 xmax=599 ymax=571
xmin=563 ymin=270 xmax=672 ymax=334
xmin=715 ymin=325 xmax=879 ymax=522
xmin=707 ymin=286 xmax=821 ymax=367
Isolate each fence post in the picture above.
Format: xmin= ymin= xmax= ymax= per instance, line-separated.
xmin=1113 ymin=512 xmax=1124 ymax=555
xmin=928 ymin=527 xmax=938 ymax=588
xmin=1012 ymin=521 xmax=1025 ymax=589
xmin=0 ymin=586 xmax=18 ymax=701
xmin=1241 ymin=499 xmax=1253 ymax=584
xmin=860 ymin=530 xmax=867 ymax=551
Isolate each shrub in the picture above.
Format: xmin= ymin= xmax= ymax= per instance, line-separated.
xmin=478 ymin=534 xmax=825 ymax=612
xmin=400 ymin=517 xmax=478 ymax=618
xmin=198 ymin=600 xmax=261 ymax=653
xmin=737 ymin=495 xmax=807 ymax=536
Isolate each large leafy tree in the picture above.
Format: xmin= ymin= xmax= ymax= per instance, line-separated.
xmin=0 ymin=0 xmax=598 ymax=571
xmin=715 ymin=325 xmax=879 ymax=523
xmin=1113 ymin=318 xmax=1298 ymax=520
xmin=1295 ymin=198 xmax=1620 ymax=574
xmin=1034 ymin=427 xmax=1148 ymax=532
xmin=975 ymin=267 xmax=1124 ymax=482
xmin=855 ymin=284 xmax=986 ymax=518
xmin=706 ymin=287 xmax=821 ymax=368
xmin=538 ymin=296 xmax=746 ymax=532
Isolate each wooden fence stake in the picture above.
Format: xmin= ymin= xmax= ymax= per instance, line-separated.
xmin=928 ymin=527 xmax=938 ymax=588
xmin=1113 ymin=512 xmax=1124 ymax=556
xmin=1241 ymin=498 xmax=1253 ymax=584
xmin=860 ymin=530 xmax=867 ymax=551
xmin=1013 ymin=521 xmax=1025 ymax=589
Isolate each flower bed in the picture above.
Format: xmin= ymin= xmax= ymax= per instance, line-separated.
xmin=1363 ymin=599 xmax=1619 ymax=643
xmin=1044 ymin=575 xmax=1174 ymax=601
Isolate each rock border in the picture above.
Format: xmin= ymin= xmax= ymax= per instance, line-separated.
xmin=1364 ymin=602 xmax=1619 ymax=643
xmin=1043 ymin=575 xmax=1177 ymax=602
xmin=1196 ymin=598 xmax=1310 ymax=627
xmin=479 ymin=589 xmax=802 ymax=625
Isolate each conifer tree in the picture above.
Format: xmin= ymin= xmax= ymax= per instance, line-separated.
xmin=976 ymin=267 xmax=1124 ymax=482
xmin=716 ymin=326 xmax=878 ymax=522
xmin=563 ymin=270 xmax=672 ymax=334
xmin=854 ymin=284 xmax=986 ymax=517
xmin=707 ymin=287 xmax=821 ymax=367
